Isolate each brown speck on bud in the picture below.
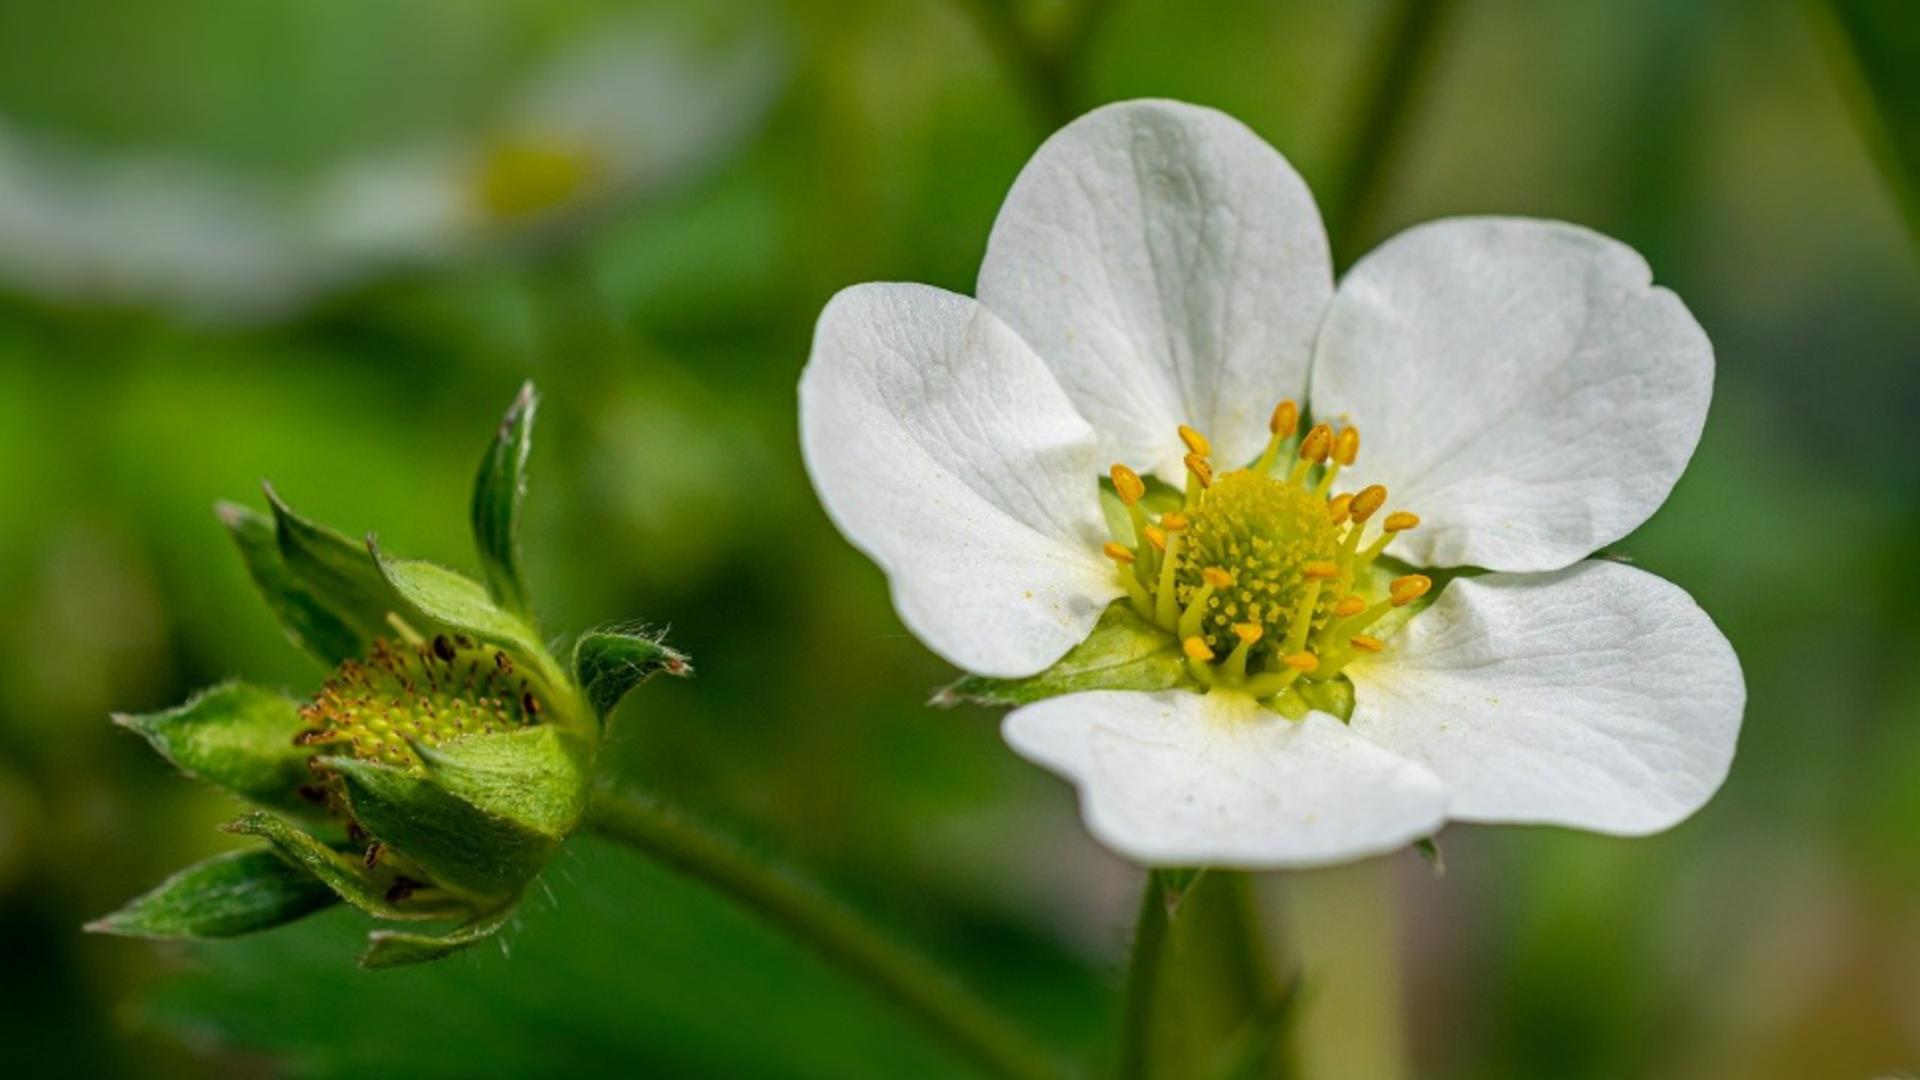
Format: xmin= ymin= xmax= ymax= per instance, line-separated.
xmin=385 ymin=877 xmax=417 ymax=903
xmin=432 ymin=635 xmax=456 ymax=663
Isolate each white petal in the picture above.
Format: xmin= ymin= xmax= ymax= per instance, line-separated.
xmin=978 ymin=100 xmax=1333 ymax=485
xmin=1003 ymin=690 xmax=1447 ymax=868
xmin=1311 ymin=217 xmax=1714 ymax=571
xmin=799 ymin=283 xmax=1119 ymax=678
xmin=1348 ymin=561 xmax=1744 ymax=834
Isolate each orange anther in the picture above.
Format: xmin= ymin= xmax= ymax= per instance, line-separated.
xmin=1102 ymin=542 xmax=1135 ymax=564
xmin=1333 ymin=595 xmax=1368 ymax=617
xmin=1110 ymin=464 xmax=1146 ymax=505
xmin=1283 ymin=651 xmax=1319 ymax=672
xmin=1349 ymin=634 xmax=1385 ymax=653
xmin=1183 ymin=636 xmax=1216 ymax=662
xmin=1202 ymin=567 xmax=1234 ymax=589
xmin=1177 ymin=424 xmax=1211 ymax=457
xmin=1303 ymin=560 xmax=1340 ymax=580
xmin=1233 ymin=622 xmax=1264 ymax=645
xmin=1184 ymin=453 xmax=1213 ymax=488
xmin=1389 ymin=574 xmax=1432 ymax=606
xmin=1349 ymin=484 xmax=1388 ymax=523
xmin=1333 ymin=426 xmax=1361 ymax=466
xmin=1299 ymin=423 xmax=1333 ymax=464
xmin=1383 ymin=511 xmax=1420 ymax=533
xmin=1270 ymin=400 xmax=1299 ymax=438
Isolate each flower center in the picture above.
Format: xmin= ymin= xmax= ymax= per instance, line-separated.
xmin=296 ymin=635 xmax=547 ymax=771
xmin=1102 ymin=403 xmax=1431 ymax=706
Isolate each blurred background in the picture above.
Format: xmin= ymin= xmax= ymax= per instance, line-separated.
xmin=0 ymin=0 xmax=1915 ymax=1076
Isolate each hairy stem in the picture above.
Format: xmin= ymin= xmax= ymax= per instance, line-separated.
xmin=584 ymin=786 xmax=1065 ymax=1080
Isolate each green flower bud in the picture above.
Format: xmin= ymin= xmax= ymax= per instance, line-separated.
xmin=90 ymin=382 xmax=688 ymax=967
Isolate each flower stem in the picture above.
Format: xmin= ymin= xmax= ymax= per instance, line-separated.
xmin=1323 ymin=0 xmax=1460 ymax=270
xmin=1117 ymin=870 xmax=1172 ymax=1080
xmin=583 ymin=786 xmax=1066 ymax=1080
xmin=1118 ymin=870 xmax=1299 ymax=1080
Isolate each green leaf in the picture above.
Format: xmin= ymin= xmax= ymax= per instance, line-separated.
xmin=114 ymin=682 xmax=317 ymax=815
xmin=360 ymin=904 xmax=517 ymax=969
xmin=222 ymin=811 xmax=470 ymax=922
xmin=218 ymin=501 xmax=363 ymax=667
xmin=264 ymin=484 xmax=402 ymax=644
xmin=414 ymin=726 xmax=591 ymax=837
xmin=471 ymin=381 xmax=538 ymax=617
xmin=932 ymin=603 xmax=1191 ymax=708
xmin=325 ymin=757 xmax=560 ymax=903
xmin=572 ymin=629 xmax=691 ymax=722
xmin=86 ymin=849 xmax=337 ymax=939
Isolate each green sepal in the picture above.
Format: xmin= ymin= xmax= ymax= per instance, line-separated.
xmin=85 ymin=849 xmax=337 ymax=939
xmin=1414 ymin=835 xmax=1445 ymax=875
xmin=932 ymin=603 xmax=1192 ymax=708
xmin=323 ymin=756 xmax=559 ymax=904
xmin=222 ymin=812 xmax=470 ymax=922
xmin=367 ymin=545 xmax=563 ymax=687
xmin=218 ymin=502 xmax=363 ymax=667
xmin=264 ymin=484 xmax=401 ymax=645
xmin=413 ymin=726 xmax=591 ymax=837
xmin=360 ymin=903 xmax=518 ymax=969
xmin=114 ymin=682 xmax=318 ymax=816
xmin=471 ymin=382 xmax=537 ymax=617
xmin=572 ymin=629 xmax=690 ymax=722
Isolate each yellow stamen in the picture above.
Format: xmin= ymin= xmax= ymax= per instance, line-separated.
xmin=1357 ymin=510 xmax=1421 ymax=572
xmin=1332 ymin=594 xmax=1367 ymax=617
xmin=1255 ymin=400 xmax=1300 ymax=473
xmin=1182 ymin=635 xmax=1217 ymax=687
xmin=1327 ymin=493 xmax=1354 ymax=526
xmin=1349 ymin=485 xmax=1387 ymax=523
xmin=1313 ymin=425 xmax=1361 ymax=496
xmin=1389 ymin=574 xmax=1432 ymax=607
xmin=1271 ymin=400 xmax=1299 ymax=439
xmin=1144 ymin=526 xmax=1167 ymax=552
xmin=1289 ymin=424 xmax=1334 ymax=485
xmin=1110 ymin=464 xmax=1145 ymax=505
xmin=1245 ymin=650 xmax=1318 ymax=699
xmin=1102 ymin=542 xmax=1135 ymax=565
xmin=1223 ymin=622 xmax=1262 ymax=680
xmin=1184 ymin=453 xmax=1213 ymax=503
xmin=1350 ymin=634 xmax=1384 ymax=653
xmin=1154 ymin=526 xmax=1186 ymax=628
xmin=1283 ymin=563 xmax=1336 ymax=653
xmin=1178 ymin=565 xmax=1232 ymax=640
xmin=1333 ymin=427 xmax=1360 ymax=466
xmin=1178 ymin=425 xmax=1212 ymax=458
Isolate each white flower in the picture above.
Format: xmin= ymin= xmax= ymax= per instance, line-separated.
xmin=800 ymin=99 xmax=1744 ymax=868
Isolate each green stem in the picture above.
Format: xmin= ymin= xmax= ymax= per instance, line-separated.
xmin=1323 ymin=0 xmax=1460 ymax=270
xmin=584 ymin=787 xmax=1065 ymax=1080
xmin=1117 ymin=871 xmax=1172 ymax=1080
xmin=1118 ymin=870 xmax=1298 ymax=1080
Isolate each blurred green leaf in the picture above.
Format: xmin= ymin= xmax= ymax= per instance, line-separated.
xmin=471 ymin=381 xmax=538 ymax=617
xmin=87 ymin=849 xmax=338 ymax=940
xmin=326 ymin=756 xmax=559 ymax=903
xmin=114 ymin=682 xmax=316 ymax=815
xmin=415 ymin=726 xmax=590 ymax=837
xmin=360 ymin=904 xmax=517 ymax=970
xmin=933 ymin=604 xmax=1191 ymax=708
xmin=223 ymin=811 xmax=468 ymax=922
xmin=573 ymin=629 xmax=691 ymax=722
xmin=218 ymin=501 xmax=363 ymax=667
